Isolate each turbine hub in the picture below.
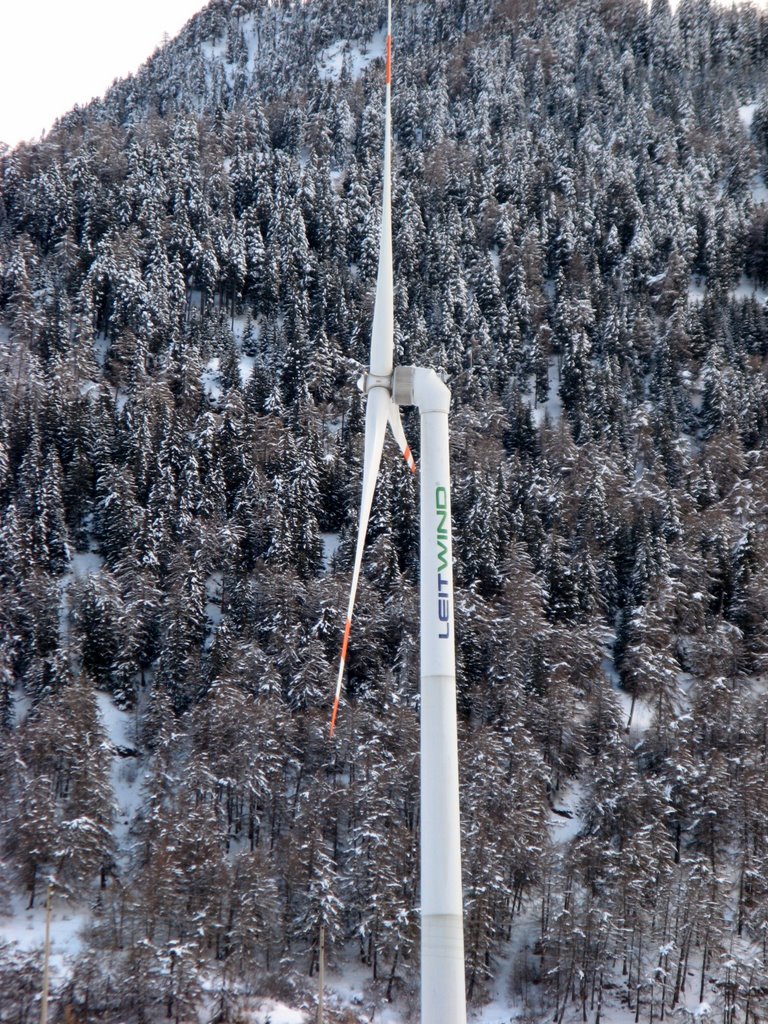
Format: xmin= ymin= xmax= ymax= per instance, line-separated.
xmin=358 ymin=371 xmax=393 ymax=394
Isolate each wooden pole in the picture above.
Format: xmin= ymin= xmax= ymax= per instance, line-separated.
xmin=317 ymin=925 xmax=325 ymax=1024
xmin=40 ymin=883 xmax=53 ymax=1024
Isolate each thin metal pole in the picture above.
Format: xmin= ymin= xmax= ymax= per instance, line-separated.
xmin=40 ymin=883 xmax=53 ymax=1024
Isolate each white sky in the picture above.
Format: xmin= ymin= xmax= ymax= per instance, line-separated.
xmin=0 ymin=1 xmax=206 ymax=148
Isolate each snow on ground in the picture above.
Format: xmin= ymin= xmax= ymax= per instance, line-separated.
xmin=610 ymin=673 xmax=653 ymax=735
xmin=93 ymin=332 xmax=109 ymax=368
xmin=731 ymin=272 xmax=768 ymax=301
xmin=324 ymin=414 xmax=343 ymax=436
xmin=474 ymin=913 xmax=542 ymax=1023
xmin=322 ymin=917 xmax=548 ymax=1023
xmin=242 ymin=19 xmax=261 ymax=73
xmin=239 ymin=352 xmax=256 ymax=384
xmin=201 ymin=15 xmax=262 ymax=76
xmin=523 ymin=357 xmax=563 ymax=427
xmin=679 ymin=367 xmax=700 ymax=403
xmin=59 ymin=549 xmax=105 ymax=646
xmin=249 ymin=1001 xmax=306 ymax=1024
xmin=689 ymin=273 xmax=768 ymax=305
xmin=537 ymin=359 xmax=563 ymax=426
xmin=602 ymin=656 xmax=655 ymax=738
xmin=201 ymin=34 xmax=227 ymax=61
xmin=0 ymin=889 xmax=88 ymax=965
xmin=95 ymin=691 xmax=144 ymax=867
xmin=78 ymin=379 xmax=100 ymax=399
xmin=738 ymin=101 xmax=758 ymax=131
xmin=78 ymin=378 xmax=129 ymax=415
xmin=687 ymin=277 xmax=706 ymax=303
xmin=677 ymin=670 xmax=697 ymax=713
xmin=474 ymin=958 xmax=520 ymax=1023
xmin=202 ymin=357 xmax=223 ymax=403
xmin=614 ymin=687 xmax=655 ymax=737
xmin=231 ymin=312 xmax=260 ymax=344
xmin=321 ymin=532 xmax=341 ymax=571
xmin=95 ymin=690 xmax=138 ymax=752
xmin=749 ymin=172 xmax=768 ymax=205
xmin=1 ymin=694 xmax=142 ymax=978
xmin=10 ymin=684 xmax=31 ymax=727
xmin=548 ymin=779 xmax=586 ymax=846
xmin=323 ymin=957 xmax=410 ymax=1023
xmin=199 ymin=312 xmax=262 ymax=397
xmin=317 ymin=28 xmax=387 ymax=81
xmin=730 ymin=103 xmax=768 ymax=201
xmin=206 ymin=572 xmax=224 ymax=632
xmin=70 ymin=551 xmax=104 ymax=578
xmin=685 ymin=370 xmax=705 ymax=412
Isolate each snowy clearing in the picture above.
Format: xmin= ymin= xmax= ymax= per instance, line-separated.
xmin=239 ymin=352 xmax=256 ymax=384
xmin=10 ymin=684 xmax=31 ymax=728
xmin=749 ymin=172 xmax=768 ymax=205
xmin=95 ymin=691 xmax=143 ymax=866
xmin=202 ymin=357 xmax=223 ymax=403
xmin=93 ymin=332 xmax=109 ymax=368
xmin=317 ymin=28 xmax=387 ymax=81
xmin=205 ymin=571 xmax=224 ymax=633
xmin=523 ymin=358 xmax=563 ymax=427
xmin=535 ymin=359 xmax=563 ymax=426
xmin=738 ymin=101 xmax=758 ymax=131
xmin=69 ymin=551 xmax=104 ymax=578
xmin=0 ymin=891 xmax=87 ymax=959
xmin=249 ymin=1000 xmax=306 ymax=1024
xmin=95 ymin=690 xmax=137 ymax=751
xmin=732 ymin=273 xmax=768 ymax=301
xmin=59 ymin=550 xmax=105 ymax=648
xmin=321 ymin=531 xmax=341 ymax=570
xmin=688 ymin=273 xmax=768 ymax=305
xmin=548 ymin=779 xmax=586 ymax=845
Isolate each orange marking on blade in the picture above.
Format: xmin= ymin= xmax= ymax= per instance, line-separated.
xmin=329 ymin=694 xmax=340 ymax=738
xmin=403 ymin=446 xmax=417 ymax=473
xmin=340 ymin=618 xmax=352 ymax=662
xmin=386 ymin=35 xmax=392 ymax=85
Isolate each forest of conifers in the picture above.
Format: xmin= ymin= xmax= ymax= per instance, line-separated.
xmin=1 ymin=0 xmax=768 ymax=1019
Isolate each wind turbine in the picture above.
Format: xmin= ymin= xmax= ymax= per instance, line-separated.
xmin=328 ymin=3 xmax=467 ymax=1020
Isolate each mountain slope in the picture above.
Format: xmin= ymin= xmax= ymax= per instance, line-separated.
xmin=1 ymin=0 xmax=768 ymax=1020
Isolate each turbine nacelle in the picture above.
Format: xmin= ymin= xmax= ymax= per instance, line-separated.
xmin=358 ymin=365 xmax=449 ymax=405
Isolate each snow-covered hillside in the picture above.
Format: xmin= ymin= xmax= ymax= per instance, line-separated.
xmin=1 ymin=0 xmax=768 ymax=1020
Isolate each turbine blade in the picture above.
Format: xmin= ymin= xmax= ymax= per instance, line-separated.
xmin=329 ymin=386 xmax=390 ymax=737
xmin=388 ymin=402 xmax=416 ymax=474
xmin=369 ymin=4 xmax=394 ymax=377
xmin=330 ymin=3 xmax=396 ymax=739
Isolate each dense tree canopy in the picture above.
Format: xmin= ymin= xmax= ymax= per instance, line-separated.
xmin=1 ymin=0 xmax=768 ymax=1019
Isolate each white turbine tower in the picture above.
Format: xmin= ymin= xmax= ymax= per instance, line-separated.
xmin=328 ymin=3 xmax=467 ymax=1020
